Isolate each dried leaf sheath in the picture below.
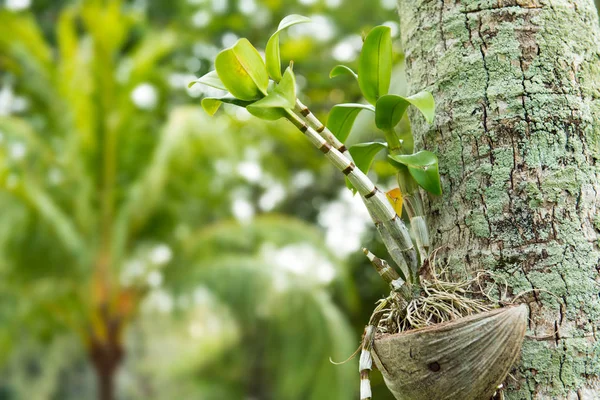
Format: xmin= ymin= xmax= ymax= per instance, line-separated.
xmin=371 ymin=305 xmax=528 ymax=400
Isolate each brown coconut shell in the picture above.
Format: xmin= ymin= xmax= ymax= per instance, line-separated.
xmin=371 ymin=304 xmax=528 ymax=400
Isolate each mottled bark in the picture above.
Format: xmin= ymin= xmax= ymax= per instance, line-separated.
xmin=397 ymin=0 xmax=600 ymax=398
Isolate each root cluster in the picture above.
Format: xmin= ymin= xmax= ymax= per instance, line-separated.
xmin=373 ymin=257 xmax=504 ymax=335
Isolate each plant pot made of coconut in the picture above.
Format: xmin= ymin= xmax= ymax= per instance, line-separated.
xmin=371 ymin=304 xmax=528 ymax=400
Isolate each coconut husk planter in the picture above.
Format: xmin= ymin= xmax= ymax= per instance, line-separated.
xmin=370 ymin=304 xmax=527 ymax=400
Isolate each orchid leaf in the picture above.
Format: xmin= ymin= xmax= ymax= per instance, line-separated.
xmin=246 ymin=67 xmax=296 ymax=120
xmin=406 ymin=91 xmax=435 ymax=124
xmin=188 ymin=70 xmax=227 ymax=91
xmin=215 ymin=38 xmax=269 ymax=101
xmin=265 ymin=14 xmax=311 ymax=82
xmin=388 ymin=151 xmax=442 ymax=195
xmin=375 ymin=91 xmax=435 ymax=132
xmin=329 ymin=65 xmax=358 ymax=80
xmin=201 ymin=97 xmax=251 ymax=116
xmin=326 ymin=103 xmax=374 ymax=143
xmin=358 ymin=26 xmax=392 ymax=105
xmin=349 ymin=142 xmax=387 ymax=174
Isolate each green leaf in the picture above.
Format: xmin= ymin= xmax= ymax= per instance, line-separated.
xmin=345 ymin=141 xmax=387 ymax=194
xmin=388 ymin=151 xmax=442 ymax=195
xmin=349 ymin=142 xmax=387 ymax=174
xmin=407 ymin=91 xmax=435 ymax=124
xmin=189 ymin=70 xmax=227 ymax=90
xmin=358 ymin=26 xmax=392 ymax=105
xmin=375 ymin=94 xmax=410 ymax=131
xmin=246 ymin=67 xmax=296 ymax=120
xmin=215 ymin=38 xmax=269 ymax=101
xmin=247 ymin=107 xmax=288 ymax=121
xmin=375 ymin=91 xmax=435 ymax=131
xmin=329 ymin=65 xmax=358 ymax=80
xmin=201 ymin=97 xmax=252 ymax=116
xmin=247 ymin=67 xmax=296 ymax=110
xmin=265 ymin=14 xmax=311 ymax=82
xmin=326 ymin=103 xmax=375 ymax=143
xmin=396 ymin=114 xmax=414 ymax=154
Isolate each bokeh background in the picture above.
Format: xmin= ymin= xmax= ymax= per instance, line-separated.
xmin=0 ymin=0 xmax=410 ymax=399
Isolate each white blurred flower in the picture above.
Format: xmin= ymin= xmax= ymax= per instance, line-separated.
xmin=0 ymin=85 xmax=28 ymax=115
xmin=221 ymin=32 xmax=238 ymax=48
xmin=9 ymin=142 xmax=26 ymax=161
xmin=259 ymin=183 xmax=286 ymax=211
xmin=5 ymin=0 xmax=31 ymax=11
xmin=291 ymin=170 xmax=315 ymax=190
xmin=149 ymin=244 xmax=173 ymax=266
xmin=143 ymin=289 xmax=174 ymax=314
xmin=332 ymin=34 xmax=363 ymax=62
xmin=191 ymin=10 xmax=211 ymax=28
xmin=238 ymin=0 xmax=257 ymax=15
xmin=262 ymin=243 xmax=337 ymax=289
xmin=318 ymin=189 xmax=372 ymax=257
xmin=147 ymin=271 xmax=163 ymax=288
xmin=289 ymin=15 xmax=335 ymax=42
xmin=237 ymin=160 xmax=262 ymax=183
xmin=231 ymin=197 xmax=255 ymax=223
xmin=185 ymin=57 xmax=202 ymax=73
xmin=211 ymin=0 xmax=228 ymax=14
xmin=325 ymin=0 xmax=342 ymax=8
xmin=131 ymin=83 xmax=158 ymax=110
xmin=380 ymin=0 xmax=397 ymax=10
xmin=120 ymin=259 xmax=145 ymax=285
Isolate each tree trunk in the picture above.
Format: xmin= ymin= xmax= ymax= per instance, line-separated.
xmin=90 ymin=336 xmax=123 ymax=400
xmin=397 ymin=0 xmax=600 ymax=398
xmin=89 ymin=310 xmax=124 ymax=400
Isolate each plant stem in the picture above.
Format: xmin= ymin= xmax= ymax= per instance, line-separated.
xmin=285 ymin=110 xmax=418 ymax=278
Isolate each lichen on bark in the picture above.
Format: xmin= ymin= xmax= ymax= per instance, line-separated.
xmin=397 ymin=0 xmax=600 ymax=398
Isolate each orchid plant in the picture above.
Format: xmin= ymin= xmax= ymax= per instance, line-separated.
xmin=191 ymin=15 xmax=441 ymax=400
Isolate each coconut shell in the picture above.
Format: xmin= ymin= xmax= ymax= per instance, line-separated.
xmin=371 ymin=304 xmax=528 ymax=400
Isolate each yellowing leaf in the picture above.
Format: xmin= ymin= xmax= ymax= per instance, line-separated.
xmin=386 ymin=188 xmax=403 ymax=216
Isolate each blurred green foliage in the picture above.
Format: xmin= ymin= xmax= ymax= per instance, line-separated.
xmin=0 ymin=0 xmax=402 ymax=399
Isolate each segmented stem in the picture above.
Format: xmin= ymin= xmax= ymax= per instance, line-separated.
xmin=359 ymin=300 xmax=387 ymax=400
xmin=295 ymin=99 xmax=348 ymax=155
xmin=286 ymin=109 xmax=418 ymax=276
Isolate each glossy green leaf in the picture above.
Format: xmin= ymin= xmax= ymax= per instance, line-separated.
xmin=375 ymin=94 xmax=410 ymax=131
xmin=247 ymin=67 xmax=296 ymax=110
xmin=396 ymin=115 xmax=414 ymax=154
xmin=201 ymin=97 xmax=251 ymax=116
xmin=246 ymin=67 xmax=295 ymax=121
xmin=358 ymin=26 xmax=392 ymax=105
xmin=329 ymin=65 xmax=358 ymax=80
xmin=215 ymin=38 xmax=269 ymax=101
xmin=247 ymin=107 xmax=288 ymax=121
xmin=349 ymin=142 xmax=387 ymax=174
xmin=326 ymin=103 xmax=375 ymax=143
xmin=375 ymin=91 xmax=435 ymax=132
xmin=388 ymin=151 xmax=442 ymax=195
xmin=407 ymin=91 xmax=435 ymax=124
xmin=188 ymin=70 xmax=227 ymax=90
xmin=265 ymin=14 xmax=311 ymax=82
xmin=345 ymin=141 xmax=387 ymax=194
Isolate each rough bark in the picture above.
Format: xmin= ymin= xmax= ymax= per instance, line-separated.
xmin=397 ymin=0 xmax=600 ymax=398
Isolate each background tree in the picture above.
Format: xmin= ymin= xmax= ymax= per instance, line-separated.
xmin=397 ymin=0 xmax=600 ymax=398
xmin=0 ymin=1 xmax=361 ymax=399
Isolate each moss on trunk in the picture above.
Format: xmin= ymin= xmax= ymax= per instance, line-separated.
xmin=397 ymin=0 xmax=600 ymax=398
